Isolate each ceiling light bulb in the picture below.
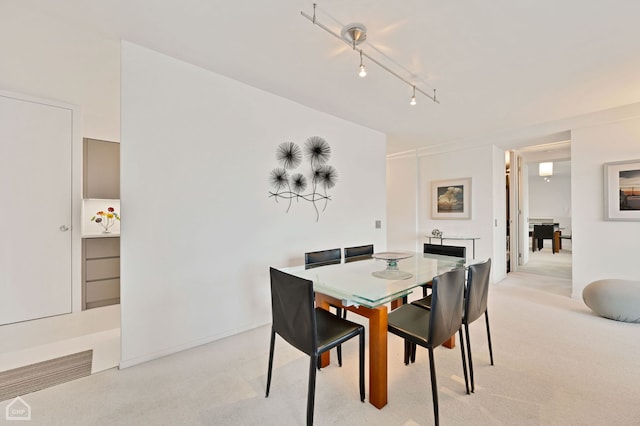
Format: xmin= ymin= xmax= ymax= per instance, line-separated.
xmin=410 ymin=95 xmax=417 ymax=106
xmin=358 ymin=51 xmax=367 ymax=78
xmin=359 ymin=64 xmax=367 ymax=77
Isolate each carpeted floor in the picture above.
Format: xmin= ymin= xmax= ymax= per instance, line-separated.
xmin=2 ymin=269 xmax=639 ymax=425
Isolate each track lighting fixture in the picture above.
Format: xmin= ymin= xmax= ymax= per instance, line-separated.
xmin=301 ymin=3 xmax=440 ymax=106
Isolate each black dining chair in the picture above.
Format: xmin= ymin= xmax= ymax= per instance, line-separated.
xmin=412 ymin=258 xmax=493 ymax=393
xmin=304 ymin=248 xmax=342 ymax=269
xmin=399 ymin=243 xmax=467 ymax=365
xmin=266 ymin=268 xmax=365 ymax=426
xmin=344 ymin=244 xmax=374 ymax=263
xmin=421 ymin=243 xmax=466 ymax=297
xmin=304 ymin=248 xmax=346 ymax=366
xmin=533 ymin=224 xmax=557 ymax=253
xmin=387 ymin=268 xmax=469 ymax=426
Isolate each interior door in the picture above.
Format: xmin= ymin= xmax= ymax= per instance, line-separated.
xmin=0 ymin=93 xmax=73 ymax=325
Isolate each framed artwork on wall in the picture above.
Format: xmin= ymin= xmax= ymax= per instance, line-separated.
xmin=431 ymin=177 xmax=472 ymax=220
xmin=604 ymin=159 xmax=640 ymax=221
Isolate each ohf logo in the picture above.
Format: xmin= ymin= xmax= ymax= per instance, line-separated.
xmin=5 ymin=396 xmax=31 ymax=421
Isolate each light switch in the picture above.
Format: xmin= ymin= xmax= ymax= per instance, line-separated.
xmin=375 ymin=220 xmax=381 ymax=229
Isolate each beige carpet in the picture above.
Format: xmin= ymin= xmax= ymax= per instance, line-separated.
xmin=2 ymin=270 xmax=639 ymax=425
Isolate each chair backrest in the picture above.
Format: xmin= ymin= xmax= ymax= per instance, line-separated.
xmin=533 ymin=224 xmax=554 ymax=239
xmin=344 ymin=244 xmax=374 ymax=263
xmin=423 ymin=243 xmax=466 ymax=258
xmin=269 ymin=267 xmax=317 ymax=356
xmin=465 ymin=258 xmax=492 ymax=324
xmin=427 ymin=268 xmax=465 ymax=347
xmin=304 ymin=248 xmax=341 ymax=269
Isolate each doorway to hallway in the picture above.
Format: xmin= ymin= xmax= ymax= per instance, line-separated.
xmin=507 ymin=140 xmax=572 ymax=294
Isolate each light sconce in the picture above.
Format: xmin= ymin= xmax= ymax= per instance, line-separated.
xmin=301 ymin=3 xmax=439 ymax=106
xmin=539 ymin=162 xmax=553 ymax=177
xmin=358 ymin=50 xmax=367 ymax=78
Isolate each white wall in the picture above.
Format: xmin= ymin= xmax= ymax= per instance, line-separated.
xmin=387 ymin=144 xmax=507 ymax=284
xmin=571 ymin=116 xmax=640 ymax=298
xmin=120 ymin=42 xmax=387 ymax=367
xmin=0 ymin=3 xmax=120 ymax=142
xmin=387 ymin=153 xmax=419 ymax=251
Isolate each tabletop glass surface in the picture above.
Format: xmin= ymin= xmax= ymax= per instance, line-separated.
xmin=280 ymin=252 xmax=474 ymax=308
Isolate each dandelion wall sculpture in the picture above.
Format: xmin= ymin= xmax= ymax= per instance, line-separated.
xmin=269 ymin=136 xmax=338 ymax=222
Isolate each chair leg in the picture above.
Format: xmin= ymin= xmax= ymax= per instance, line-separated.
xmin=404 ymin=339 xmax=411 ymax=365
xmin=427 ymin=347 xmax=440 ymax=426
xmin=485 ymin=310 xmax=494 ymax=366
xmin=464 ymin=322 xmax=475 ymax=393
xmin=307 ymin=356 xmax=317 ymax=426
xmin=265 ymin=329 xmax=276 ymax=397
xmin=335 ymin=307 xmax=343 ymax=367
xmin=459 ymin=328 xmax=470 ymax=395
xmin=411 ymin=342 xmax=417 ymax=363
xmin=359 ymin=330 xmax=365 ymax=402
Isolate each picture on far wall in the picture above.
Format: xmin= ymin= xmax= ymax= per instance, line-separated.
xmin=604 ymin=159 xmax=640 ymax=221
xmin=431 ymin=177 xmax=472 ymax=220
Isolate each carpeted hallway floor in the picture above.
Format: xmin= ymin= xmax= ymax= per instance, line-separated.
xmin=2 ymin=268 xmax=638 ymax=425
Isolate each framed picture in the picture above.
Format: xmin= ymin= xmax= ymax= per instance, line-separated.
xmin=431 ymin=177 xmax=471 ymax=220
xmin=604 ymin=159 xmax=640 ymax=221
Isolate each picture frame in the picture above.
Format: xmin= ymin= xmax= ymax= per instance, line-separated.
xmin=431 ymin=177 xmax=472 ymax=220
xmin=604 ymin=159 xmax=640 ymax=221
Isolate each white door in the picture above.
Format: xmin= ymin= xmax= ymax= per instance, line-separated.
xmin=0 ymin=93 xmax=73 ymax=325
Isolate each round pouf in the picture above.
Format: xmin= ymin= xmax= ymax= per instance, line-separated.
xmin=583 ymin=279 xmax=640 ymax=323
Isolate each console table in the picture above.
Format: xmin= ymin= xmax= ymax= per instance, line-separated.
xmin=425 ymin=236 xmax=479 ymax=259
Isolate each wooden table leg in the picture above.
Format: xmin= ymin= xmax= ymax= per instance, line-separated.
xmin=367 ymin=305 xmax=388 ymax=409
xmin=443 ymin=335 xmax=456 ymax=348
xmin=315 ymin=295 xmax=331 ymax=368
xmin=315 ymin=293 xmax=388 ymax=409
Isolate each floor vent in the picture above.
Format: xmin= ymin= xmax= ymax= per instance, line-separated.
xmin=0 ymin=350 xmax=93 ymax=402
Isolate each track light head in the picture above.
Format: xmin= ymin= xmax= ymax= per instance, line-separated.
xmin=358 ymin=50 xmax=366 ymax=77
xmin=359 ymin=64 xmax=367 ymax=78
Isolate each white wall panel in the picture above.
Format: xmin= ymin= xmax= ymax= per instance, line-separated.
xmin=571 ymin=116 xmax=640 ymax=298
xmin=120 ymin=42 xmax=387 ymax=367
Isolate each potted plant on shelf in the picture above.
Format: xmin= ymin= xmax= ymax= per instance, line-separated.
xmin=91 ymin=207 xmax=120 ymax=234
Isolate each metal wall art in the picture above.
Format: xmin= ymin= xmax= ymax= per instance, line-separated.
xmin=269 ymin=136 xmax=337 ymax=221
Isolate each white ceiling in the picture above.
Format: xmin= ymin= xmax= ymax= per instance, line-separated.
xmin=16 ymin=0 xmax=640 ymax=154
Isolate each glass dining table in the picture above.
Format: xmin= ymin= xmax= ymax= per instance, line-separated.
xmin=279 ymin=251 xmax=471 ymax=409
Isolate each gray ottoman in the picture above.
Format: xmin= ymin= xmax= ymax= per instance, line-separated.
xmin=583 ymin=279 xmax=640 ymax=323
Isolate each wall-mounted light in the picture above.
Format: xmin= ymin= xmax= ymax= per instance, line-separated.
xmin=539 ymin=162 xmax=553 ymax=177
